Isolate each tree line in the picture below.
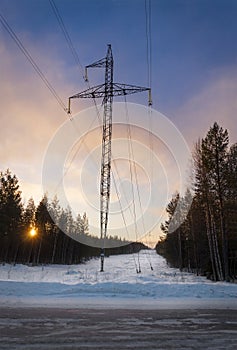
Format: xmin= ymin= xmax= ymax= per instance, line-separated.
xmin=0 ymin=169 xmax=145 ymax=265
xmin=156 ymin=122 xmax=237 ymax=282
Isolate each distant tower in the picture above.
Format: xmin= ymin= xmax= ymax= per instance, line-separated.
xmin=68 ymin=45 xmax=152 ymax=272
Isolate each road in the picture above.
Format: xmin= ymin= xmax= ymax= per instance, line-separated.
xmin=0 ymin=307 xmax=237 ymax=349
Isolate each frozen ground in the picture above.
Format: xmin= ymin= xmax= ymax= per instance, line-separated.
xmin=0 ymin=250 xmax=236 ymax=309
xmin=0 ymin=307 xmax=237 ymax=350
xmin=1 ymin=251 xmax=237 ymax=349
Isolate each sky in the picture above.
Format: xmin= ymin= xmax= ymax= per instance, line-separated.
xmin=1 ymin=0 xmax=237 ymax=246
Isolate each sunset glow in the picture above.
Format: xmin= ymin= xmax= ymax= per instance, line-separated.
xmin=29 ymin=228 xmax=37 ymax=238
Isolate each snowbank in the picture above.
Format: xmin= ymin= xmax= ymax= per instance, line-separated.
xmin=0 ymin=250 xmax=236 ymax=309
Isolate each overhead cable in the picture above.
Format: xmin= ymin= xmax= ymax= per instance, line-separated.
xmin=145 ymin=0 xmax=152 ymax=89
xmin=49 ymin=0 xmax=84 ymax=75
xmin=0 ymin=12 xmax=68 ymax=113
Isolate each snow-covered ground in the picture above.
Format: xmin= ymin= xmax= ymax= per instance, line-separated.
xmin=0 ymin=250 xmax=236 ymax=309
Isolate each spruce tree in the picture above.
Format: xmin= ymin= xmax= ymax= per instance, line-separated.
xmin=201 ymin=122 xmax=229 ymax=280
xmin=0 ymin=170 xmax=23 ymax=262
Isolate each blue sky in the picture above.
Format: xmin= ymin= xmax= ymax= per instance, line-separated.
xmin=2 ymin=0 xmax=237 ymax=111
xmin=1 ymin=0 xmax=237 ymax=245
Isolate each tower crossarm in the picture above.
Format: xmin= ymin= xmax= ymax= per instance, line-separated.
xmin=69 ymin=83 xmax=106 ymax=100
xmin=111 ymin=83 xmax=151 ymax=98
xmin=84 ymin=53 xmax=107 ymax=82
xmin=86 ymin=57 xmax=106 ymax=69
xmin=68 ymin=83 xmax=152 ymax=112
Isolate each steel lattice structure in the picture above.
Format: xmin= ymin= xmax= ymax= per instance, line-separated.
xmin=68 ymin=45 xmax=151 ymax=272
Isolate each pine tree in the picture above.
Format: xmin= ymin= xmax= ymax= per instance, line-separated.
xmin=159 ymin=193 xmax=181 ymax=268
xmin=48 ymin=196 xmax=61 ymax=263
xmin=157 ymin=123 xmax=235 ymax=281
xmin=0 ymin=170 xmax=23 ymax=262
xmin=23 ymin=198 xmax=36 ymax=230
xmin=35 ymin=194 xmax=53 ymax=264
xmin=226 ymin=143 xmax=237 ymax=277
xmin=18 ymin=197 xmax=36 ymax=263
xmin=193 ymin=140 xmax=223 ymax=280
xmin=201 ymin=122 xmax=229 ymax=280
xmin=228 ymin=143 xmax=237 ymax=200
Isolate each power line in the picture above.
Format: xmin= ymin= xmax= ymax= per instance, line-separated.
xmin=48 ymin=0 xmax=106 ymax=146
xmin=47 ymin=4 xmax=137 ymax=250
xmin=110 ymin=166 xmax=140 ymax=273
xmin=145 ymin=0 xmax=155 ymax=268
xmin=145 ymin=0 xmax=152 ymax=89
xmin=124 ymin=95 xmax=142 ymax=273
xmin=0 ymin=12 xmax=68 ymax=113
xmin=48 ymin=2 xmax=151 ymax=260
xmin=1 ymin=7 xmax=151 ymax=271
xmin=52 ymin=106 xmax=103 ymax=196
xmin=49 ymin=0 xmax=84 ymax=76
xmin=125 ymin=96 xmax=154 ymax=270
xmin=48 ymin=3 xmax=101 ymax=120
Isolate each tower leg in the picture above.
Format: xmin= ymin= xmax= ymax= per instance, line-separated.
xmin=100 ymin=249 xmax=105 ymax=272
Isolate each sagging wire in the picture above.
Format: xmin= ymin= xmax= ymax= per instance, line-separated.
xmin=124 ymin=95 xmax=143 ymax=273
xmin=0 ymin=12 xmax=68 ymax=114
xmin=144 ymin=0 xmax=155 ymax=270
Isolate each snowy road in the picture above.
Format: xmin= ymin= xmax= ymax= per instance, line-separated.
xmin=0 ymin=307 xmax=237 ymax=349
xmin=0 ymin=250 xmax=236 ymax=309
xmin=0 ymin=251 xmax=237 ymax=349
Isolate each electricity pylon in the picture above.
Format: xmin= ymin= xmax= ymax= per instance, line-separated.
xmin=68 ymin=44 xmax=152 ymax=272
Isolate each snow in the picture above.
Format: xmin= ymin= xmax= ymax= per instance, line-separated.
xmin=0 ymin=250 xmax=236 ymax=309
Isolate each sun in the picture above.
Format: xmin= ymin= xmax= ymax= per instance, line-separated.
xmin=29 ymin=228 xmax=37 ymax=237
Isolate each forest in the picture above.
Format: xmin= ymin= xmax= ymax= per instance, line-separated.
xmin=156 ymin=122 xmax=237 ymax=282
xmin=0 ymin=170 xmax=145 ymax=265
xmin=1 ymin=122 xmax=236 ymax=279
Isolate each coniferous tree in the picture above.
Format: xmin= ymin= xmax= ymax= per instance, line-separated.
xmin=23 ymin=198 xmax=36 ymax=230
xmin=193 ymin=139 xmax=223 ymax=280
xmin=35 ymin=194 xmax=53 ymax=264
xmin=17 ymin=197 xmax=36 ymax=263
xmin=0 ymin=170 xmax=23 ymax=262
xmin=201 ymin=122 xmax=229 ymax=279
xmin=157 ymin=123 xmax=237 ymax=281
xmin=48 ymin=196 xmax=61 ymax=263
xmin=0 ymin=170 xmax=147 ymax=265
xmin=226 ymin=143 xmax=237 ymax=277
xmin=228 ymin=143 xmax=237 ymax=200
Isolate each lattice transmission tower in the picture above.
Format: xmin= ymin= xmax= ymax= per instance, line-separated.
xmin=68 ymin=45 xmax=152 ymax=272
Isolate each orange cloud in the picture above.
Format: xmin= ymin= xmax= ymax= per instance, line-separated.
xmin=176 ymin=66 xmax=237 ymax=147
xmin=0 ymin=37 xmax=84 ymax=203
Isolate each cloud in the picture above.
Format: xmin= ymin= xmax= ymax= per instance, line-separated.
xmin=0 ymin=36 xmax=84 ymax=203
xmin=176 ymin=66 xmax=237 ymax=147
xmin=144 ymin=66 xmax=237 ymax=245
